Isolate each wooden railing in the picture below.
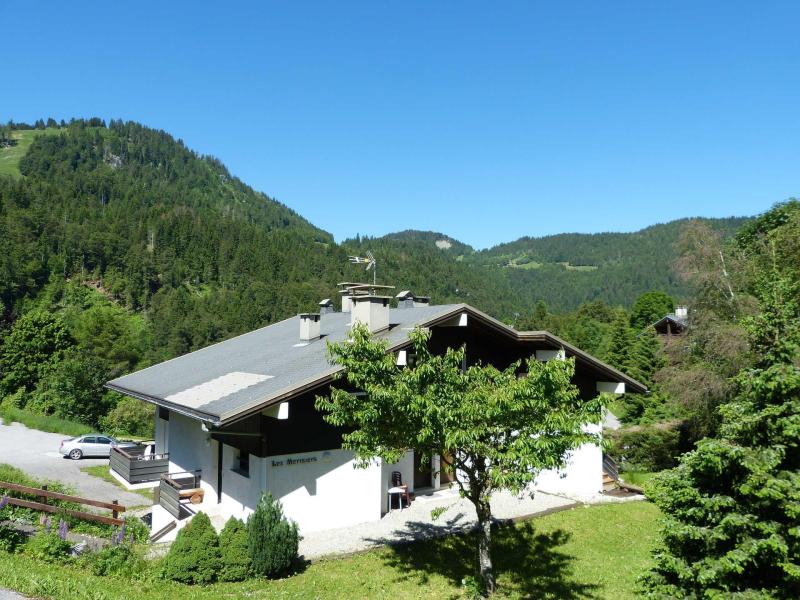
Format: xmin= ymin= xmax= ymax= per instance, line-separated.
xmin=158 ymin=471 xmax=203 ymax=519
xmin=110 ymin=445 xmax=169 ymax=484
xmin=0 ymin=480 xmax=125 ymax=526
xmin=602 ymin=454 xmax=620 ymax=482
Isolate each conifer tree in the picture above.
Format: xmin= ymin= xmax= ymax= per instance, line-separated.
xmin=606 ymin=313 xmax=635 ymax=372
xmin=627 ymin=326 xmax=664 ymax=388
xmin=644 ymin=274 xmax=800 ymax=597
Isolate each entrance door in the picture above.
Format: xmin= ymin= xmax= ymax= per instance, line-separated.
xmin=440 ymin=453 xmax=456 ymax=484
xmin=413 ymin=452 xmax=432 ymax=488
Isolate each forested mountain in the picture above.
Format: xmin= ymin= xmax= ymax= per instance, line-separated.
xmin=379 ymin=218 xmax=748 ymax=310
xmin=0 ymin=118 xmax=750 ymax=363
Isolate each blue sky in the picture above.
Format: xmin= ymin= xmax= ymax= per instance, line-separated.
xmin=3 ymin=2 xmax=798 ymax=249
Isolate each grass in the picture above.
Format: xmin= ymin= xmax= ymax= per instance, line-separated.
xmin=0 ymin=501 xmax=660 ymax=599
xmin=0 ymin=128 xmax=63 ymax=178
xmin=620 ymin=471 xmax=659 ymax=487
xmin=79 ymin=465 xmax=154 ymax=506
xmin=0 ymin=406 xmax=91 ymax=437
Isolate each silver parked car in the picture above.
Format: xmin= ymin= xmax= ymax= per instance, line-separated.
xmin=59 ymin=434 xmax=137 ymax=460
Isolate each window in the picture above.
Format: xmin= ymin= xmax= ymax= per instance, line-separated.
xmin=82 ymin=437 xmax=96 ymax=444
xmin=97 ymin=437 xmax=111 ymax=444
xmin=233 ymin=449 xmax=250 ymax=478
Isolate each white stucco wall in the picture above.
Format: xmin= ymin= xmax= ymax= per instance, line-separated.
xmin=265 ymin=448 xmax=383 ymax=533
xmin=165 ymin=412 xmax=217 ymax=506
xmin=218 ymin=444 xmax=265 ymax=520
xmin=534 ymin=422 xmax=603 ymax=498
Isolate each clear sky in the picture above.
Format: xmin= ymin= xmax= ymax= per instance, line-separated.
xmin=3 ymin=1 xmax=798 ymax=248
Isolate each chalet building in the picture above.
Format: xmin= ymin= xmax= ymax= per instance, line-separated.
xmin=106 ymin=284 xmax=645 ymax=540
xmin=652 ymin=305 xmax=689 ymax=336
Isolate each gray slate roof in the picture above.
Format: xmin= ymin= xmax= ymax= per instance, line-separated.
xmin=107 ymin=302 xmax=647 ymax=426
xmin=107 ymin=304 xmax=462 ymax=425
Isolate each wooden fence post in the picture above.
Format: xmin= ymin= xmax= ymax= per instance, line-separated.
xmin=41 ymin=485 xmax=48 ymax=505
xmin=113 ymin=499 xmax=118 ymax=520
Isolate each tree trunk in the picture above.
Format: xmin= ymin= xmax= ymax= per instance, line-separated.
xmin=476 ymin=498 xmax=496 ymax=595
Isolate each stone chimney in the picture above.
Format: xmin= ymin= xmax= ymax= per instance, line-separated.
xmin=299 ymin=313 xmax=321 ymax=341
xmin=319 ymin=298 xmax=334 ymax=315
xmin=351 ymin=294 xmax=390 ymax=333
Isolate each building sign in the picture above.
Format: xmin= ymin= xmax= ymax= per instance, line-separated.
xmin=271 ymin=451 xmax=332 ymax=467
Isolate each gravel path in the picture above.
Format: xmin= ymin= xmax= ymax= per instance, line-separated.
xmin=299 ymin=486 xmax=583 ymax=559
xmin=0 ymin=420 xmax=147 ymax=508
xmin=0 ymin=590 xmax=28 ymax=600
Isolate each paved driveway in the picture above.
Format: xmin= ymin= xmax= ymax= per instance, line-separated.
xmin=0 ymin=420 xmax=148 ymax=508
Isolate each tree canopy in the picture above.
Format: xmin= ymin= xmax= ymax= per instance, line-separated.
xmin=318 ymin=324 xmax=603 ymax=594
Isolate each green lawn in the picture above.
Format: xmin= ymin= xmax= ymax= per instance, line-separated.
xmin=79 ymin=465 xmax=154 ymax=507
xmin=620 ymin=471 xmax=658 ymax=487
xmin=0 ymin=128 xmax=63 ymax=177
xmin=0 ymin=501 xmax=660 ymax=599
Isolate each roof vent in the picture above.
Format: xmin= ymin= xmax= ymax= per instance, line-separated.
xmin=413 ymin=295 xmax=430 ymax=308
xmin=299 ymin=313 xmax=321 ymax=341
xmin=396 ymin=290 xmax=414 ymax=309
xmin=674 ymin=306 xmax=688 ymax=319
xmin=319 ymin=298 xmax=335 ymax=315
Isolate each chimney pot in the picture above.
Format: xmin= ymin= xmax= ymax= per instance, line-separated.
xmin=351 ymin=294 xmax=390 ymax=332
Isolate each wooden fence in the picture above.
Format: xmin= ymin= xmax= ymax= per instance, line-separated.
xmin=0 ymin=480 xmax=126 ymax=527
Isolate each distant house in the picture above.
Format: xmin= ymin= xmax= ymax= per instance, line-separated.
xmin=652 ymin=305 xmax=689 ymax=336
xmin=106 ymin=283 xmax=645 ymax=540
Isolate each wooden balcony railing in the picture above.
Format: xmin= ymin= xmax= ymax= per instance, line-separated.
xmin=158 ymin=471 xmax=203 ymax=519
xmin=110 ymin=445 xmax=169 ymax=484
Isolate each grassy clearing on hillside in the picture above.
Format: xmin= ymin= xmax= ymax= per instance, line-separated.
xmin=0 ymin=501 xmax=659 ymax=599
xmin=0 ymin=406 xmax=91 ymax=437
xmin=0 ymin=128 xmax=63 ymax=177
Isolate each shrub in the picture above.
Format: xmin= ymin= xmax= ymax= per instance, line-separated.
xmin=25 ymin=530 xmax=72 ymax=563
xmin=219 ymin=517 xmax=251 ymax=582
xmin=160 ymin=512 xmax=221 ymax=585
xmin=86 ymin=543 xmax=147 ymax=577
xmin=606 ymin=422 xmax=682 ymax=472
xmin=99 ymin=395 xmax=154 ymax=437
xmin=248 ymin=493 xmax=299 ymax=578
xmin=0 ymin=523 xmax=26 ymax=553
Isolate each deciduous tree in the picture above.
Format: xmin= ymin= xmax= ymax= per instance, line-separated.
xmin=318 ymin=324 xmax=602 ymax=595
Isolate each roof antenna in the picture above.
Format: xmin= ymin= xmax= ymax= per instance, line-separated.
xmin=348 ymin=250 xmax=377 ymax=286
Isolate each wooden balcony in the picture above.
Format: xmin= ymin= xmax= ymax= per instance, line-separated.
xmin=158 ymin=471 xmax=203 ymax=519
xmin=110 ymin=445 xmax=169 ymax=485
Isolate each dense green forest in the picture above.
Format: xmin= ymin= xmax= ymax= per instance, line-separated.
xmin=0 ymin=118 xmax=760 ymax=438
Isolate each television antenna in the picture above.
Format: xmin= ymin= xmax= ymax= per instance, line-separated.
xmin=348 ymin=250 xmax=377 ymax=285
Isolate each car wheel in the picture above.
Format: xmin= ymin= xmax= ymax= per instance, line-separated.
xmin=69 ymin=449 xmax=83 ymax=460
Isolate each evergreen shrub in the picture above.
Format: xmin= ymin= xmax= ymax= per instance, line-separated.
xmin=247 ymin=493 xmax=299 ymax=578
xmin=160 ymin=512 xmax=221 ymax=585
xmin=219 ymin=517 xmax=251 ymax=582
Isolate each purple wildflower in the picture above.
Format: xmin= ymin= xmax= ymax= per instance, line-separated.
xmin=57 ymin=519 xmax=68 ymax=541
xmin=39 ymin=514 xmax=47 ymax=527
xmin=44 ymin=517 xmax=52 ymax=532
xmin=0 ymin=495 xmax=8 ymax=509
